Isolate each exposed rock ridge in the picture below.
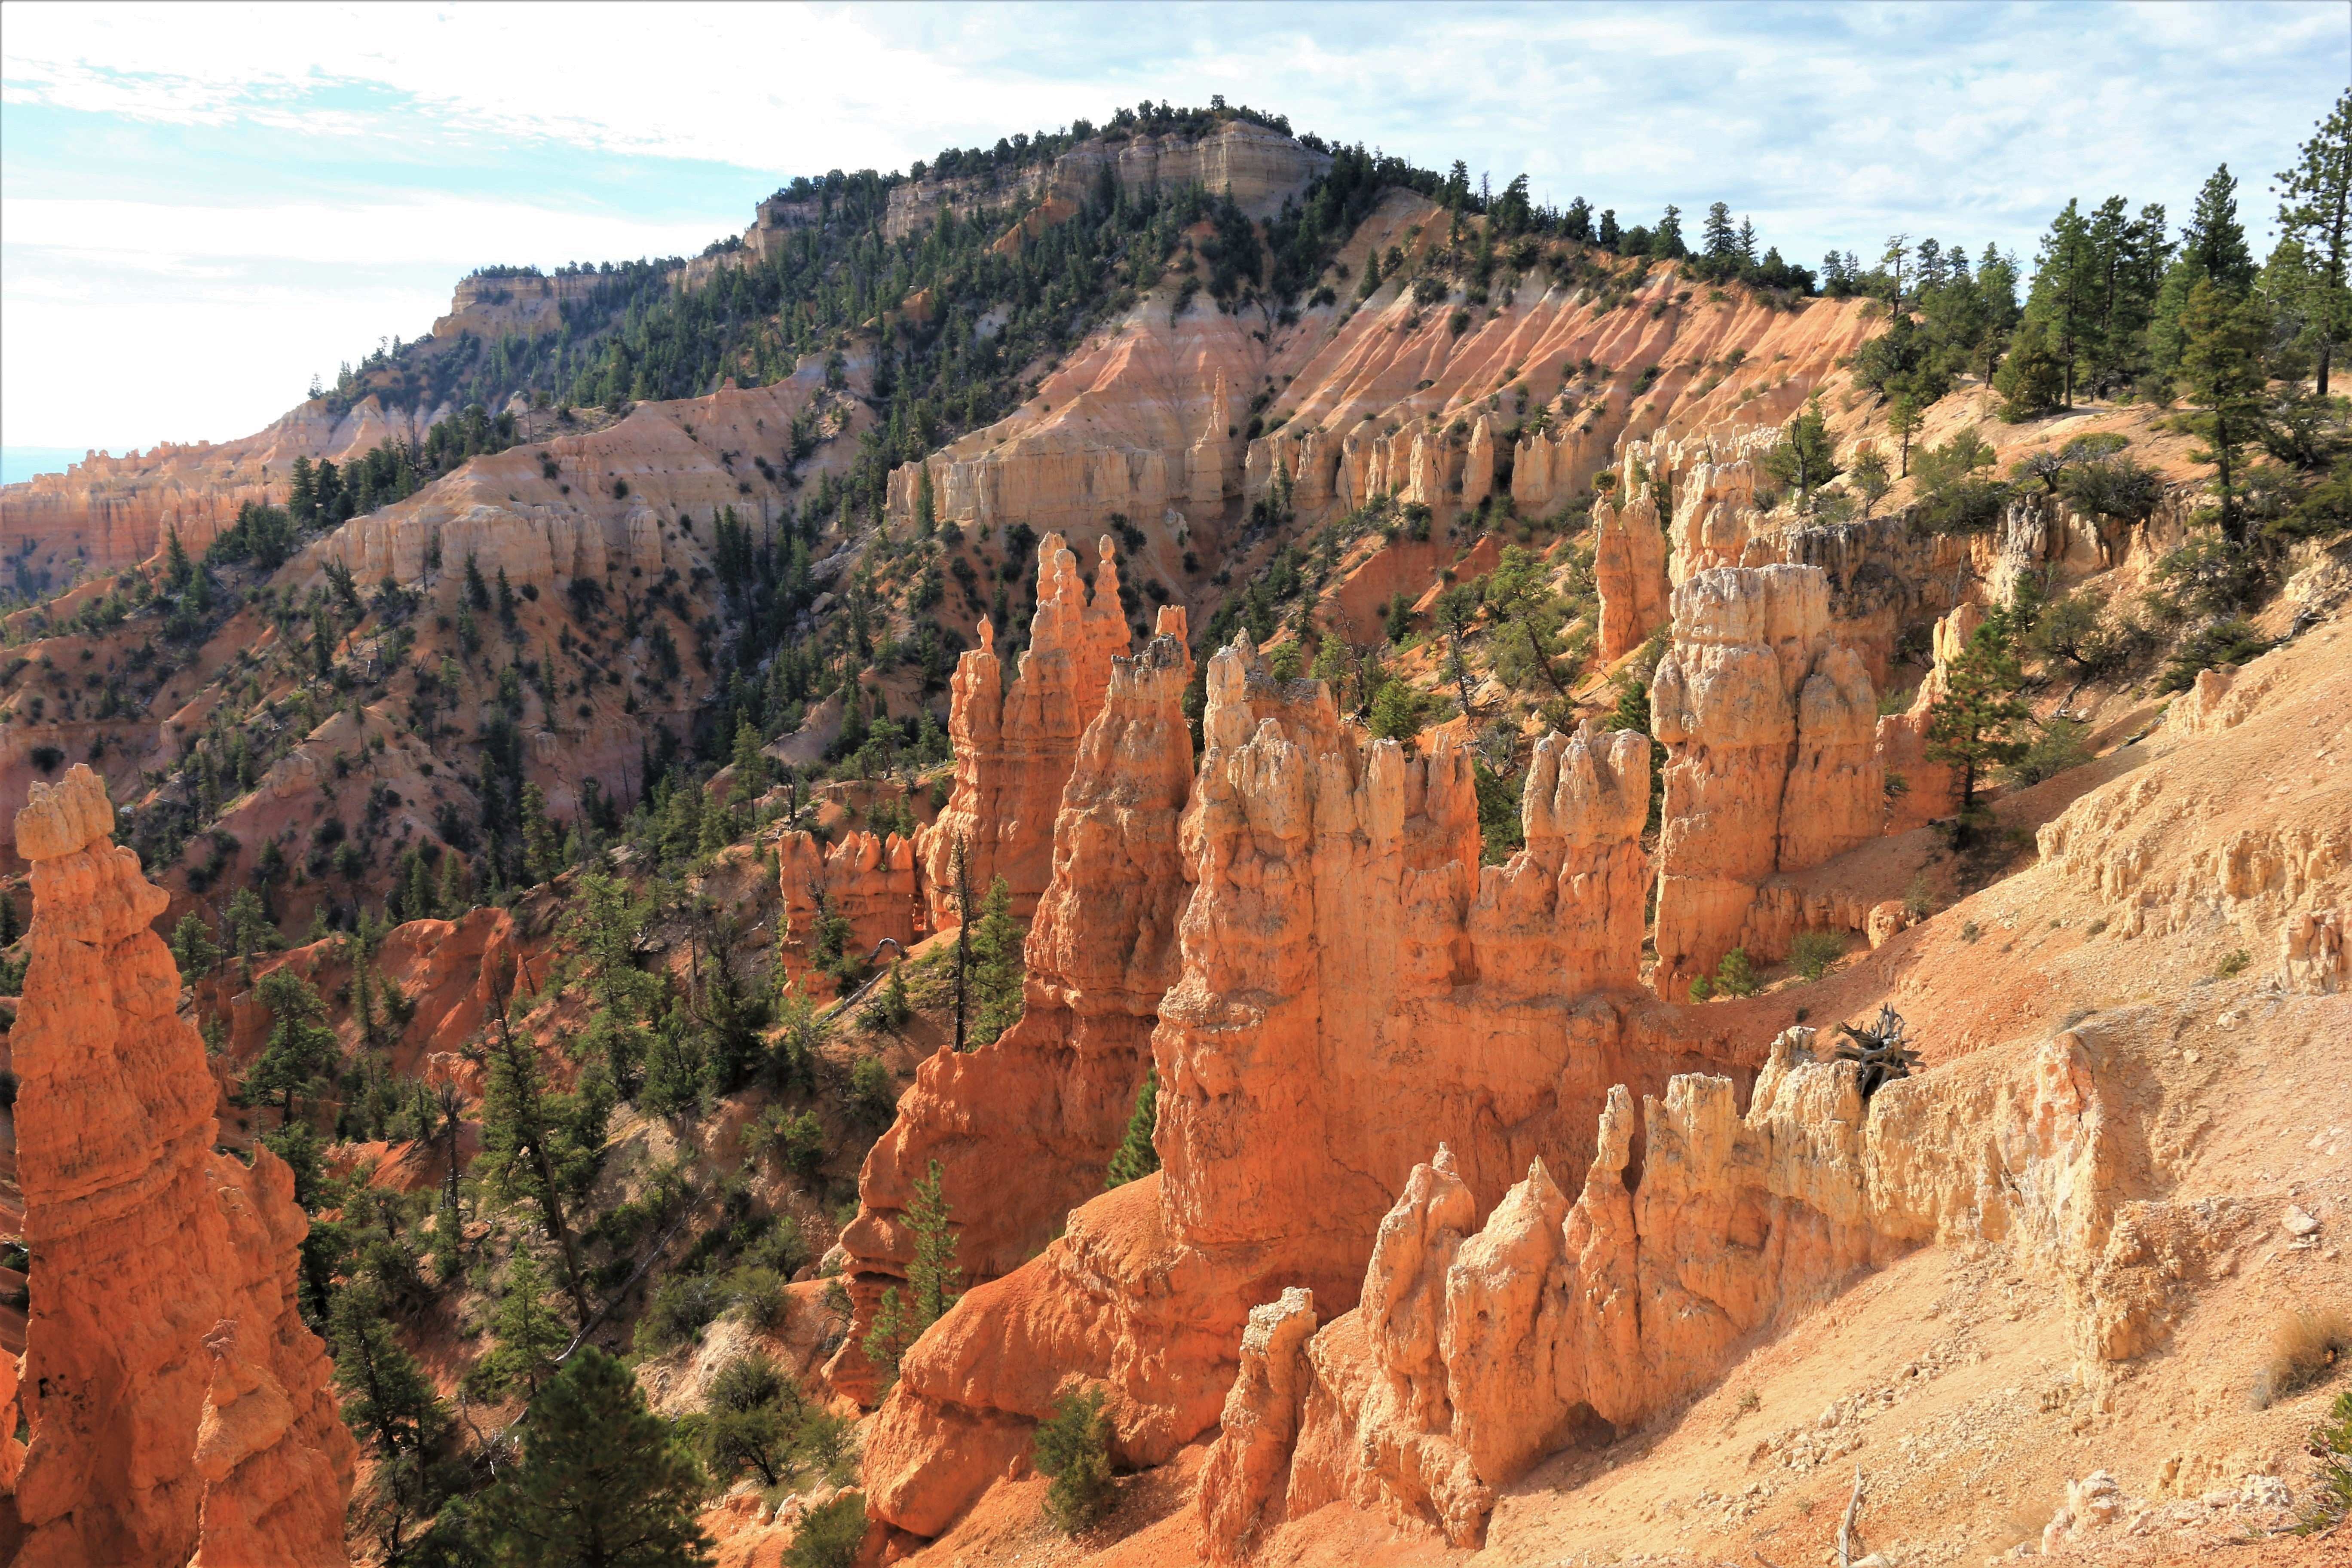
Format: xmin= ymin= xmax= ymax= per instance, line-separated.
xmin=828 ymin=624 xmax=1195 ymax=1403
xmin=858 ymin=640 xmax=1729 ymax=1542
xmin=915 ymin=533 xmax=1139 ymax=928
xmin=9 ymin=766 xmax=353 ymax=1567
xmin=1592 ymin=484 xmax=1670 ymax=662
xmin=1205 ymin=1023 xmax=2137 ymax=1553
xmin=1652 ymin=565 xmax=1882 ymax=998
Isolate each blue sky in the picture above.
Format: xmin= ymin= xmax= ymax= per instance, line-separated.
xmin=3 ymin=1 xmax=2344 ymax=460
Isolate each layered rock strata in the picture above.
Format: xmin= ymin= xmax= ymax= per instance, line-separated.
xmin=8 ymin=767 xmax=352 ymax=1566
xmin=1204 ymin=1023 xmax=2135 ymax=1552
xmin=829 ymin=627 xmax=1195 ymax=1401
xmin=1652 ymin=565 xmax=1882 ymax=998
xmin=858 ymin=642 xmax=1740 ymax=1542
xmin=915 ymin=534 xmax=1145 ymax=928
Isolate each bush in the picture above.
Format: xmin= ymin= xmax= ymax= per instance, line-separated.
xmin=2295 ymin=1389 xmax=2352 ymax=1535
xmin=1790 ymin=931 xmax=1847 ymax=982
xmin=849 ymin=1055 xmax=897 ymax=1125
xmin=1034 ymin=1385 xmax=1116 ymax=1535
xmin=2158 ymin=619 xmax=2272 ymax=694
xmin=726 ymin=1265 xmax=790 ymax=1333
xmin=2253 ymin=1308 xmax=2349 ymax=1408
xmin=2003 ymin=718 xmax=2095 ymax=788
xmin=784 ymin=1491 xmax=867 ymax=1568
xmin=634 ymin=1272 xmax=729 ymax=1354
xmin=1712 ymin=947 xmax=1759 ymax=998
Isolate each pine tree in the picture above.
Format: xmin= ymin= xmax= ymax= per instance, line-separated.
xmin=1702 ymin=201 xmax=1738 ymax=261
xmin=2177 ymin=279 xmax=2274 ymax=546
xmin=476 ymin=1346 xmax=714 ymax=1568
xmin=481 ymin=1004 xmax=597 ymax=1329
xmin=861 ymin=1286 xmax=911 ymax=1391
xmin=1763 ymin=394 xmax=1841 ymax=506
xmin=1103 ymin=1069 xmax=1160 ymax=1188
xmin=965 ymin=876 xmax=1026 ymax=1047
xmin=2277 ymin=87 xmax=2352 ymax=395
xmin=729 ymin=718 xmax=769 ymax=799
xmin=1925 ymin=620 xmax=2033 ymax=837
xmin=905 ymin=1159 xmax=961 ymax=1329
xmin=0 ymin=887 xmax=19 ymax=949
xmin=914 ymin=463 xmax=938 ymax=539
xmin=471 ymin=1251 xmax=570 ymax=1400
xmin=331 ymin=1282 xmax=446 ymax=1457
xmin=248 ymin=969 xmax=338 ymax=1124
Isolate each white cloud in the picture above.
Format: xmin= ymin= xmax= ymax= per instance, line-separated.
xmin=3 ymin=1 xmax=2345 ymax=452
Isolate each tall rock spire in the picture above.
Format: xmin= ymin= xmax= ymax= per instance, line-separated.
xmin=8 ymin=766 xmax=353 ymax=1567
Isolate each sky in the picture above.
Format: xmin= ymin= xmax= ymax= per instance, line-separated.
xmin=3 ymin=0 xmax=2345 ymax=465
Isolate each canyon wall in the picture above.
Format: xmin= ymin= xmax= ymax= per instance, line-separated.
xmin=1651 ymin=565 xmax=1883 ymax=998
xmin=7 ymin=767 xmax=352 ymax=1566
xmin=915 ymin=534 xmax=1143 ymax=929
xmin=858 ymin=640 xmax=1755 ymax=1543
xmin=828 ymin=625 xmax=1196 ymax=1401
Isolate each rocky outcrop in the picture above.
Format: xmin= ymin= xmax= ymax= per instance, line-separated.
xmin=1874 ymin=600 xmax=1983 ymax=833
xmin=1651 ymin=566 xmax=1882 ymax=998
xmin=775 ymin=829 xmax=920 ymax=983
xmin=915 ymin=534 xmax=1142 ymax=928
xmin=1198 ymin=1286 xmax=1320 ymax=1563
xmin=8 ymin=766 xmax=353 ymax=1567
xmin=1213 ymin=1023 xmax=2135 ymax=1552
xmin=859 ymin=641 xmax=1727 ymax=1541
xmin=830 ymin=626 xmax=1194 ymax=1401
xmin=1592 ymin=486 xmax=1670 ymax=661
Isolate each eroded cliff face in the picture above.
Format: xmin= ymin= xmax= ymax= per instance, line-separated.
xmin=0 ymin=395 xmax=451 ymax=585
xmin=775 ymin=829 xmax=921 ymax=984
xmin=829 ymin=625 xmax=1196 ymax=1402
xmin=1651 ymin=564 xmax=1883 ymax=998
xmin=857 ymin=640 xmax=1752 ymax=1544
xmin=8 ymin=767 xmax=352 ymax=1567
xmin=1209 ymin=1022 xmax=2132 ymax=1551
xmin=916 ymin=534 xmax=1143 ymax=929
xmin=1592 ymin=485 xmax=1670 ymax=662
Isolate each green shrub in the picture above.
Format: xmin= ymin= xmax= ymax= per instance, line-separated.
xmin=784 ymin=1491 xmax=867 ymax=1568
xmin=634 ymin=1272 xmax=728 ymax=1354
xmin=2158 ymin=618 xmax=2272 ymax=693
xmin=1034 ymin=1385 xmax=1116 ymax=1535
xmin=1790 ymin=931 xmax=1847 ymax=982
xmin=2003 ymin=718 xmax=2094 ymax=788
xmin=2295 ymin=1389 xmax=2352 ymax=1534
xmin=849 ymin=1055 xmax=897 ymax=1125
xmin=727 ymin=1265 xmax=790 ymax=1333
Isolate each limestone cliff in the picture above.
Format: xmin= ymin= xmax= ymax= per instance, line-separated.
xmin=1651 ymin=565 xmax=1883 ymax=998
xmin=915 ymin=534 xmax=1140 ymax=929
xmin=7 ymin=767 xmax=353 ymax=1567
xmin=829 ymin=625 xmax=1195 ymax=1402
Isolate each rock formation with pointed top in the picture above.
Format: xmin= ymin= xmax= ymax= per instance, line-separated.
xmin=829 ymin=622 xmax=1196 ymax=1403
xmin=8 ymin=766 xmax=353 ymax=1568
xmin=858 ymin=640 xmax=1712 ymax=1542
xmin=915 ymin=533 xmax=1136 ymax=929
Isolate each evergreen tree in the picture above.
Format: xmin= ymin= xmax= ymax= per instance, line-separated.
xmin=860 ymin=1287 xmax=911 ymax=1391
xmin=476 ymin=1346 xmax=713 ymax=1568
xmin=2022 ymin=199 xmax=2097 ymax=407
xmin=2177 ymin=279 xmax=2274 ymax=545
xmin=470 ymin=1252 xmax=571 ymax=1401
xmin=168 ymin=910 xmax=220 ymax=981
xmin=481 ymin=1003 xmax=598 ymax=1328
xmin=2277 ymin=87 xmax=2352 ymax=394
xmin=1702 ymin=201 xmax=1738 ymax=261
xmin=729 ymin=718 xmax=769 ymax=799
xmin=1103 ymin=1069 xmax=1160 ymax=1188
xmin=904 ymin=1158 xmax=961 ymax=1329
xmin=1925 ymin=619 xmax=2033 ymax=836
xmin=248 ymin=968 xmax=339 ymax=1124
xmin=331 ymin=1282 xmax=450 ymax=1561
xmin=1763 ymin=394 xmax=1841 ymax=506
xmin=1034 ymin=1385 xmax=1116 ymax=1534
xmin=1651 ymin=202 xmax=1687 ymax=260
xmin=965 ymin=875 xmax=1025 ymax=1046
